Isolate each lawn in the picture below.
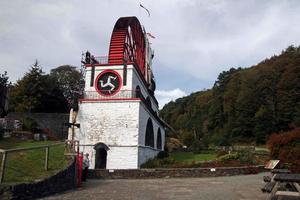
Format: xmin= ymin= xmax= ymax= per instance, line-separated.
xmin=170 ymin=152 xmax=217 ymax=164
xmin=255 ymin=146 xmax=270 ymax=152
xmin=0 ymin=138 xmax=70 ymax=184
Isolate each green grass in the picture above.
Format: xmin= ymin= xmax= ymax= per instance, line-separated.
xmin=170 ymin=152 xmax=217 ymax=164
xmin=0 ymin=138 xmax=69 ymax=184
xmin=255 ymin=146 xmax=270 ymax=152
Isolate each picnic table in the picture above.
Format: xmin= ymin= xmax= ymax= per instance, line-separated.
xmin=263 ymin=171 xmax=300 ymax=200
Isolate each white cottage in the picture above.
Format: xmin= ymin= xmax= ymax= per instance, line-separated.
xmin=69 ymin=16 xmax=166 ymax=169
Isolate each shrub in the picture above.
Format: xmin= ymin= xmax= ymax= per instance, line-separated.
xmin=191 ymin=139 xmax=204 ymax=153
xmin=0 ymin=125 xmax=4 ymax=139
xmin=21 ymin=117 xmax=38 ymax=132
xmin=217 ymin=151 xmax=256 ymax=165
xmin=237 ymin=150 xmax=256 ymax=165
xmin=217 ymin=153 xmax=239 ymax=163
xmin=157 ymin=151 xmax=169 ymax=159
xmin=267 ymin=128 xmax=300 ymax=172
xmin=165 ymin=137 xmax=183 ymax=152
xmin=216 ymin=150 xmax=228 ymax=158
xmin=141 ymin=157 xmax=175 ymax=168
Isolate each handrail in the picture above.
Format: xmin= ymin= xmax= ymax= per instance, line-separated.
xmin=84 ymin=90 xmax=137 ymax=99
xmin=0 ymin=142 xmax=65 ymax=153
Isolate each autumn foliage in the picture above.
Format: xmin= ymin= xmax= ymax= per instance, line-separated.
xmin=161 ymin=46 xmax=300 ymax=146
xmin=267 ymin=128 xmax=300 ymax=172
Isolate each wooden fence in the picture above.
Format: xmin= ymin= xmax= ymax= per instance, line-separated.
xmin=0 ymin=142 xmax=65 ymax=183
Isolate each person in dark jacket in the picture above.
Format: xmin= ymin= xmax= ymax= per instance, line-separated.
xmin=82 ymin=153 xmax=90 ymax=181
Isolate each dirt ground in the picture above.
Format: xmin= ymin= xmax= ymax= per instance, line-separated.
xmin=41 ymin=173 xmax=269 ymax=200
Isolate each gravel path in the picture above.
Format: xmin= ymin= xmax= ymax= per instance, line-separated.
xmin=41 ymin=173 xmax=268 ymax=200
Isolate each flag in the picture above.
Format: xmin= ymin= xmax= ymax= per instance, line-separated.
xmin=140 ymin=3 xmax=150 ymax=17
xmin=147 ymin=32 xmax=156 ymax=39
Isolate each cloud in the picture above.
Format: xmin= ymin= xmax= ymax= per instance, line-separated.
xmin=156 ymin=88 xmax=187 ymax=109
xmin=1 ymin=0 xmax=300 ymax=104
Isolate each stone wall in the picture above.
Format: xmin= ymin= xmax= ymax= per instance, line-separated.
xmin=138 ymin=146 xmax=160 ymax=167
xmin=0 ymin=160 xmax=76 ymax=200
xmin=74 ymin=101 xmax=140 ymax=169
xmin=7 ymin=112 xmax=70 ymax=139
xmin=88 ymin=165 xmax=267 ymax=179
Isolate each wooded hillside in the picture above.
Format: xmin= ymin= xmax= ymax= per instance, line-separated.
xmin=160 ymin=46 xmax=300 ymax=146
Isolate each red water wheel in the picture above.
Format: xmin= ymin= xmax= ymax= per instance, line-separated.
xmin=108 ymin=17 xmax=146 ymax=76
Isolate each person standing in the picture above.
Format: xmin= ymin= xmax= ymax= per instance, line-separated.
xmin=82 ymin=153 xmax=90 ymax=181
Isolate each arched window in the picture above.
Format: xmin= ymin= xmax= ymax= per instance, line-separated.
xmin=135 ymin=85 xmax=142 ymax=98
xmin=145 ymin=118 xmax=154 ymax=147
xmin=145 ymin=96 xmax=152 ymax=109
xmin=157 ymin=128 xmax=162 ymax=150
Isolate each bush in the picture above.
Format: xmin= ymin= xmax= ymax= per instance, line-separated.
xmin=165 ymin=137 xmax=183 ymax=152
xmin=216 ymin=150 xmax=228 ymax=158
xmin=141 ymin=157 xmax=175 ymax=168
xmin=217 ymin=151 xmax=256 ymax=165
xmin=267 ymin=128 xmax=300 ymax=172
xmin=21 ymin=117 xmax=38 ymax=132
xmin=157 ymin=151 xmax=169 ymax=159
xmin=217 ymin=153 xmax=239 ymax=163
xmin=237 ymin=150 xmax=256 ymax=165
xmin=191 ymin=139 xmax=204 ymax=153
xmin=0 ymin=125 xmax=4 ymax=139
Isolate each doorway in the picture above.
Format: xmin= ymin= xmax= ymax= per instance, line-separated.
xmin=94 ymin=143 xmax=109 ymax=169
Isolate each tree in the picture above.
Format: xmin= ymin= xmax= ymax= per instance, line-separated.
xmin=160 ymin=45 xmax=300 ymax=145
xmin=0 ymin=71 xmax=10 ymax=87
xmin=253 ymin=106 xmax=273 ymax=144
xmin=9 ymin=60 xmax=68 ymax=113
xmin=0 ymin=71 xmax=10 ymax=117
xmin=50 ymin=65 xmax=84 ymax=110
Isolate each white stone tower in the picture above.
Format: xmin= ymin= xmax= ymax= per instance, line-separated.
xmin=69 ymin=17 xmax=165 ymax=169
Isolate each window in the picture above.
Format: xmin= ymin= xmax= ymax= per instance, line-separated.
xmin=145 ymin=118 xmax=154 ymax=147
xmin=135 ymin=85 xmax=142 ymax=98
xmin=157 ymin=128 xmax=162 ymax=150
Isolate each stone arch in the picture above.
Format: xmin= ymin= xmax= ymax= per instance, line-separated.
xmin=94 ymin=143 xmax=109 ymax=169
xmin=157 ymin=128 xmax=162 ymax=150
xmin=145 ymin=118 xmax=154 ymax=147
xmin=135 ymin=85 xmax=142 ymax=98
xmin=145 ymin=96 xmax=152 ymax=109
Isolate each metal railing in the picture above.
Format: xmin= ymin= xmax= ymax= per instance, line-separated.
xmin=84 ymin=90 xmax=138 ymax=100
xmin=93 ymin=56 xmax=109 ymax=65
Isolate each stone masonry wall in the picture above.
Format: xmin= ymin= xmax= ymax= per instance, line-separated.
xmin=7 ymin=112 xmax=70 ymax=139
xmin=74 ymin=101 xmax=140 ymax=169
xmin=0 ymin=159 xmax=76 ymax=200
xmin=88 ymin=165 xmax=266 ymax=179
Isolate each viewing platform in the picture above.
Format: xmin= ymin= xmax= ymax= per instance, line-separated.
xmin=83 ymin=90 xmax=138 ymax=100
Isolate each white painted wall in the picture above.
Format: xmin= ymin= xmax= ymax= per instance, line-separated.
xmin=138 ymin=146 xmax=160 ymax=167
xmin=137 ymin=102 xmax=165 ymax=166
xmin=138 ymin=102 xmax=165 ymax=149
xmin=70 ymin=64 xmax=165 ymax=169
xmin=131 ymin=67 xmax=159 ymax=113
xmin=84 ymin=65 xmax=133 ymax=92
xmin=74 ymin=100 xmax=140 ymax=169
xmin=107 ymin=146 xmax=138 ymax=169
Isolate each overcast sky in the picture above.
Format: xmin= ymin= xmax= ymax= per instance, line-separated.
xmin=1 ymin=0 xmax=300 ymax=108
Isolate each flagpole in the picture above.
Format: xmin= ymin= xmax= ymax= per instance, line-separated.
xmin=139 ymin=2 xmax=141 ymax=19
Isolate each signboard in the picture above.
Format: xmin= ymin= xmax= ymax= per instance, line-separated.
xmin=265 ymin=160 xmax=280 ymax=169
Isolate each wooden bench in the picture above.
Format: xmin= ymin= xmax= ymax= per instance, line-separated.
xmin=274 ymin=174 xmax=300 ymax=183
xmin=262 ymin=182 xmax=276 ymax=193
xmin=268 ymin=174 xmax=300 ymax=200
xmin=262 ymin=169 xmax=291 ymax=192
xmin=271 ymin=169 xmax=291 ymax=174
